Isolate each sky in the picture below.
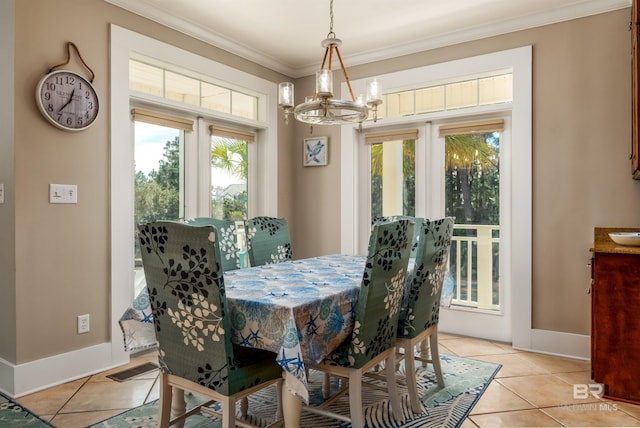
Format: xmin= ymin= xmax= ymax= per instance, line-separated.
xmin=134 ymin=122 xmax=239 ymax=188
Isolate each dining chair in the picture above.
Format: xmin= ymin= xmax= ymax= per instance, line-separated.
xmin=303 ymin=219 xmax=414 ymax=428
xmin=137 ymin=221 xmax=283 ymax=428
xmin=372 ymin=215 xmax=423 ymax=257
xmin=184 ymin=217 xmax=241 ymax=272
xmin=244 ymin=216 xmax=292 ymax=266
xmin=396 ymin=217 xmax=454 ymax=413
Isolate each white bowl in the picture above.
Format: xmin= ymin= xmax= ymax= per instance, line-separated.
xmin=609 ymin=232 xmax=640 ymax=246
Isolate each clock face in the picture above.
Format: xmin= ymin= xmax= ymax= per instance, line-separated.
xmin=35 ymin=70 xmax=99 ymax=131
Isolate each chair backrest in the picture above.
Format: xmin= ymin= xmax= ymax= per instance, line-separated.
xmin=372 ymin=215 xmax=423 ymax=257
xmin=137 ymin=221 xmax=236 ymax=394
xmin=184 ymin=217 xmax=241 ymax=271
xmin=344 ymin=219 xmax=414 ymax=368
xmin=244 ymin=216 xmax=292 ymax=266
xmin=398 ymin=217 xmax=454 ymax=339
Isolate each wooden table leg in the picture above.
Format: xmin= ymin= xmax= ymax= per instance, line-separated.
xmin=282 ymin=372 xmax=303 ymax=428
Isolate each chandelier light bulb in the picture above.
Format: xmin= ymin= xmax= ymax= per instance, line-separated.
xmin=278 ymin=82 xmax=294 ymax=108
xmin=366 ymin=78 xmax=382 ymax=104
xmin=316 ymin=70 xmax=333 ymax=98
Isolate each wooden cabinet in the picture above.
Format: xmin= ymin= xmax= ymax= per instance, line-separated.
xmin=590 ymin=228 xmax=640 ymax=404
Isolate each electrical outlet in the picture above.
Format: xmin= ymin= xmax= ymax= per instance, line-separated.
xmin=78 ymin=314 xmax=90 ymax=334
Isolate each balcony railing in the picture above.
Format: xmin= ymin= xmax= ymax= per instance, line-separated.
xmin=449 ymin=224 xmax=500 ymax=311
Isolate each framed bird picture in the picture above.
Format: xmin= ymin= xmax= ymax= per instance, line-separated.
xmin=303 ymin=136 xmax=328 ymax=166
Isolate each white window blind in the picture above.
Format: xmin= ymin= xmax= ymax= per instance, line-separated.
xmin=130 ymin=108 xmax=193 ymax=131
xmin=439 ymin=119 xmax=504 ymax=137
xmin=364 ymin=129 xmax=419 ymax=145
xmin=209 ymin=125 xmax=255 ymax=143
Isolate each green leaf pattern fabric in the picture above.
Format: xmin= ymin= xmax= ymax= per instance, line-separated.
xmin=184 ymin=217 xmax=241 ymax=271
xmin=244 ymin=217 xmax=293 ymax=266
xmin=398 ymin=217 xmax=454 ymax=339
xmin=372 ymin=215 xmax=424 ymax=257
xmin=323 ymin=219 xmax=414 ymax=368
xmin=137 ymin=221 xmax=282 ymax=396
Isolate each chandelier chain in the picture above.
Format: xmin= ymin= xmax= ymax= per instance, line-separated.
xmin=328 ymin=0 xmax=334 ymax=37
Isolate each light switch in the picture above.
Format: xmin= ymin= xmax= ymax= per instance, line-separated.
xmin=0 ymin=183 xmax=4 ymax=204
xmin=49 ymin=184 xmax=78 ymax=204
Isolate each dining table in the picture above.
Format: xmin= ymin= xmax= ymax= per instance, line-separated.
xmin=172 ymin=253 xmax=368 ymax=427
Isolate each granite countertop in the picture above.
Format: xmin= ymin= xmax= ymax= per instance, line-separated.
xmin=590 ymin=227 xmax=640 ymax=254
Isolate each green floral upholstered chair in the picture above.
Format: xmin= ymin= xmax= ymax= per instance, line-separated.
xmin=244 ymin=216 xmax=292 ymax=266
xmin=372 ymin=215 xmax=424 ymax=257
xmin=184 ymin=217 xmax=241 ymax=272
xmin=396 ymin=217 xmax=454 ymax=413
xmin=137 ymin=221 xmax=283 ymax=428
xmin=303 ymin=219 xmax=414 ymax=428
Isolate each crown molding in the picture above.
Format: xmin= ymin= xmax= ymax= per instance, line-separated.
xmin=106 ymin=0 xmax=630 ymax=79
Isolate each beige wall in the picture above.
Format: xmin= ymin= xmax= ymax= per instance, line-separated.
xmin=3 ymin=0 xmax=639 ymax=383
xmin=4 ymin=0 xmax=291 ymax=366
xmin=291 ymin=8 xmax=640 ymax=336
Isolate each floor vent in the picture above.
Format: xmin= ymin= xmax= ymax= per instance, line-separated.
xmin=107 ymin=362 xmax=159 ymax=382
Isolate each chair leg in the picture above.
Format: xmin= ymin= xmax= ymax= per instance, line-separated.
xmin=240 ymin=396 xmax=248 ymax=418
xmin=430 ymin=330 xmax=445 ymax=388
xmin=348 ymin=370 xmax=364 ymax=428
xmin=419 ymin=339 xmax=429 ymax=367
xmin=221 ymin=396 xmax=235 ymax=428
xmin=384 ymin=352 xmax=402 ymax=419
xmin=322 ymin=373 xmax=331 ymax=399
xmin=403 ymin=343 xmax=422 ymax=414
xmin=158 ymin=374 xmax=172 ymax=428
xmin=275 ymin=378 xmax=284 ymax=421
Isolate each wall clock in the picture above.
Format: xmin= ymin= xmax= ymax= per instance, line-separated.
xmin=36 ymin=70 xmax=99 ymax=131
xmin=35 ymin=42 xmax=99 ymax=132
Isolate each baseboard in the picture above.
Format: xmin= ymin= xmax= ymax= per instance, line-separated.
xmin=517 ymin=328 xmax=590 ymax=360
xmin=0 ymin=343 xmax=129 ymax=398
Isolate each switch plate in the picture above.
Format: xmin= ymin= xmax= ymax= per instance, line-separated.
xmin=78 ymin=314 xmax=90 ymax=334
xmin=50 ymin=184 xmax=78 ymax=204
xmin=0 ymin=183 xmax=4 ymax=204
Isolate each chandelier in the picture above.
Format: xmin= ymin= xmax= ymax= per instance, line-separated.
xmin=278 ymin=0 xmax=382 ymax=126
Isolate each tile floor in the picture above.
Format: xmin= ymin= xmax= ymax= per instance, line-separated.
xmin=13 ymin=333 xmax=640 ymax=427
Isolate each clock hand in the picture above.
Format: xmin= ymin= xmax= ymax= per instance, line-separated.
xmin=58 ymin=89 xmax=75 ymax=113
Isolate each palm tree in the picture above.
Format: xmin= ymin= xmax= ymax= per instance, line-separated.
xmin=210 ymin=137 xmax=248 ymax=180
xmin=210 ymin=136 xmax=248 ymax=220
xmin=445 ymin=133 xmax=499 ymax=224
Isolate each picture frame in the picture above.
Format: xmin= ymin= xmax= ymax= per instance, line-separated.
xmin=303 ymin=136 xmax=329 ymax=166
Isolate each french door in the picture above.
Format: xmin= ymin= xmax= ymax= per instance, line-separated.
xmin=358 ymin=117 xmax=511 ymax=341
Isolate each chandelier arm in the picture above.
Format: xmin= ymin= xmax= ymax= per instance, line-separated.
xmin=320 ymin=47 xmax=330 ymax=70
xmin=334 ymin=46 xmax=356 ymax=102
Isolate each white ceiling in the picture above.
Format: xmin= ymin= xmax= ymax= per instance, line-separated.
xmin=106 ymin=0 xmax=629 ymax=77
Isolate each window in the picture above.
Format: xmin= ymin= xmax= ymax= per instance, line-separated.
xmin=209 ymin=125 xmax=252 ymax=220
xmin=442 ymin=120 xmax=503 ymax=311
xmin=129 ymin=58 xmax=259 ymax=121
xmin=366 ymin=129 xmax=419 ymax=219
xmin=380 ymin=73 xmax=513 ymax=120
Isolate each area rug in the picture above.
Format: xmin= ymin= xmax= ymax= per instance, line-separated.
xmin=88 ymin=354 xmax=500 ymax=428
xmin=0 ymin=392 xmax=54 ymax=427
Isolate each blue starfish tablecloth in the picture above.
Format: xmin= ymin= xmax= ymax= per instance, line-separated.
xmin=223 ymin=254 xmax=365 ymax=402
